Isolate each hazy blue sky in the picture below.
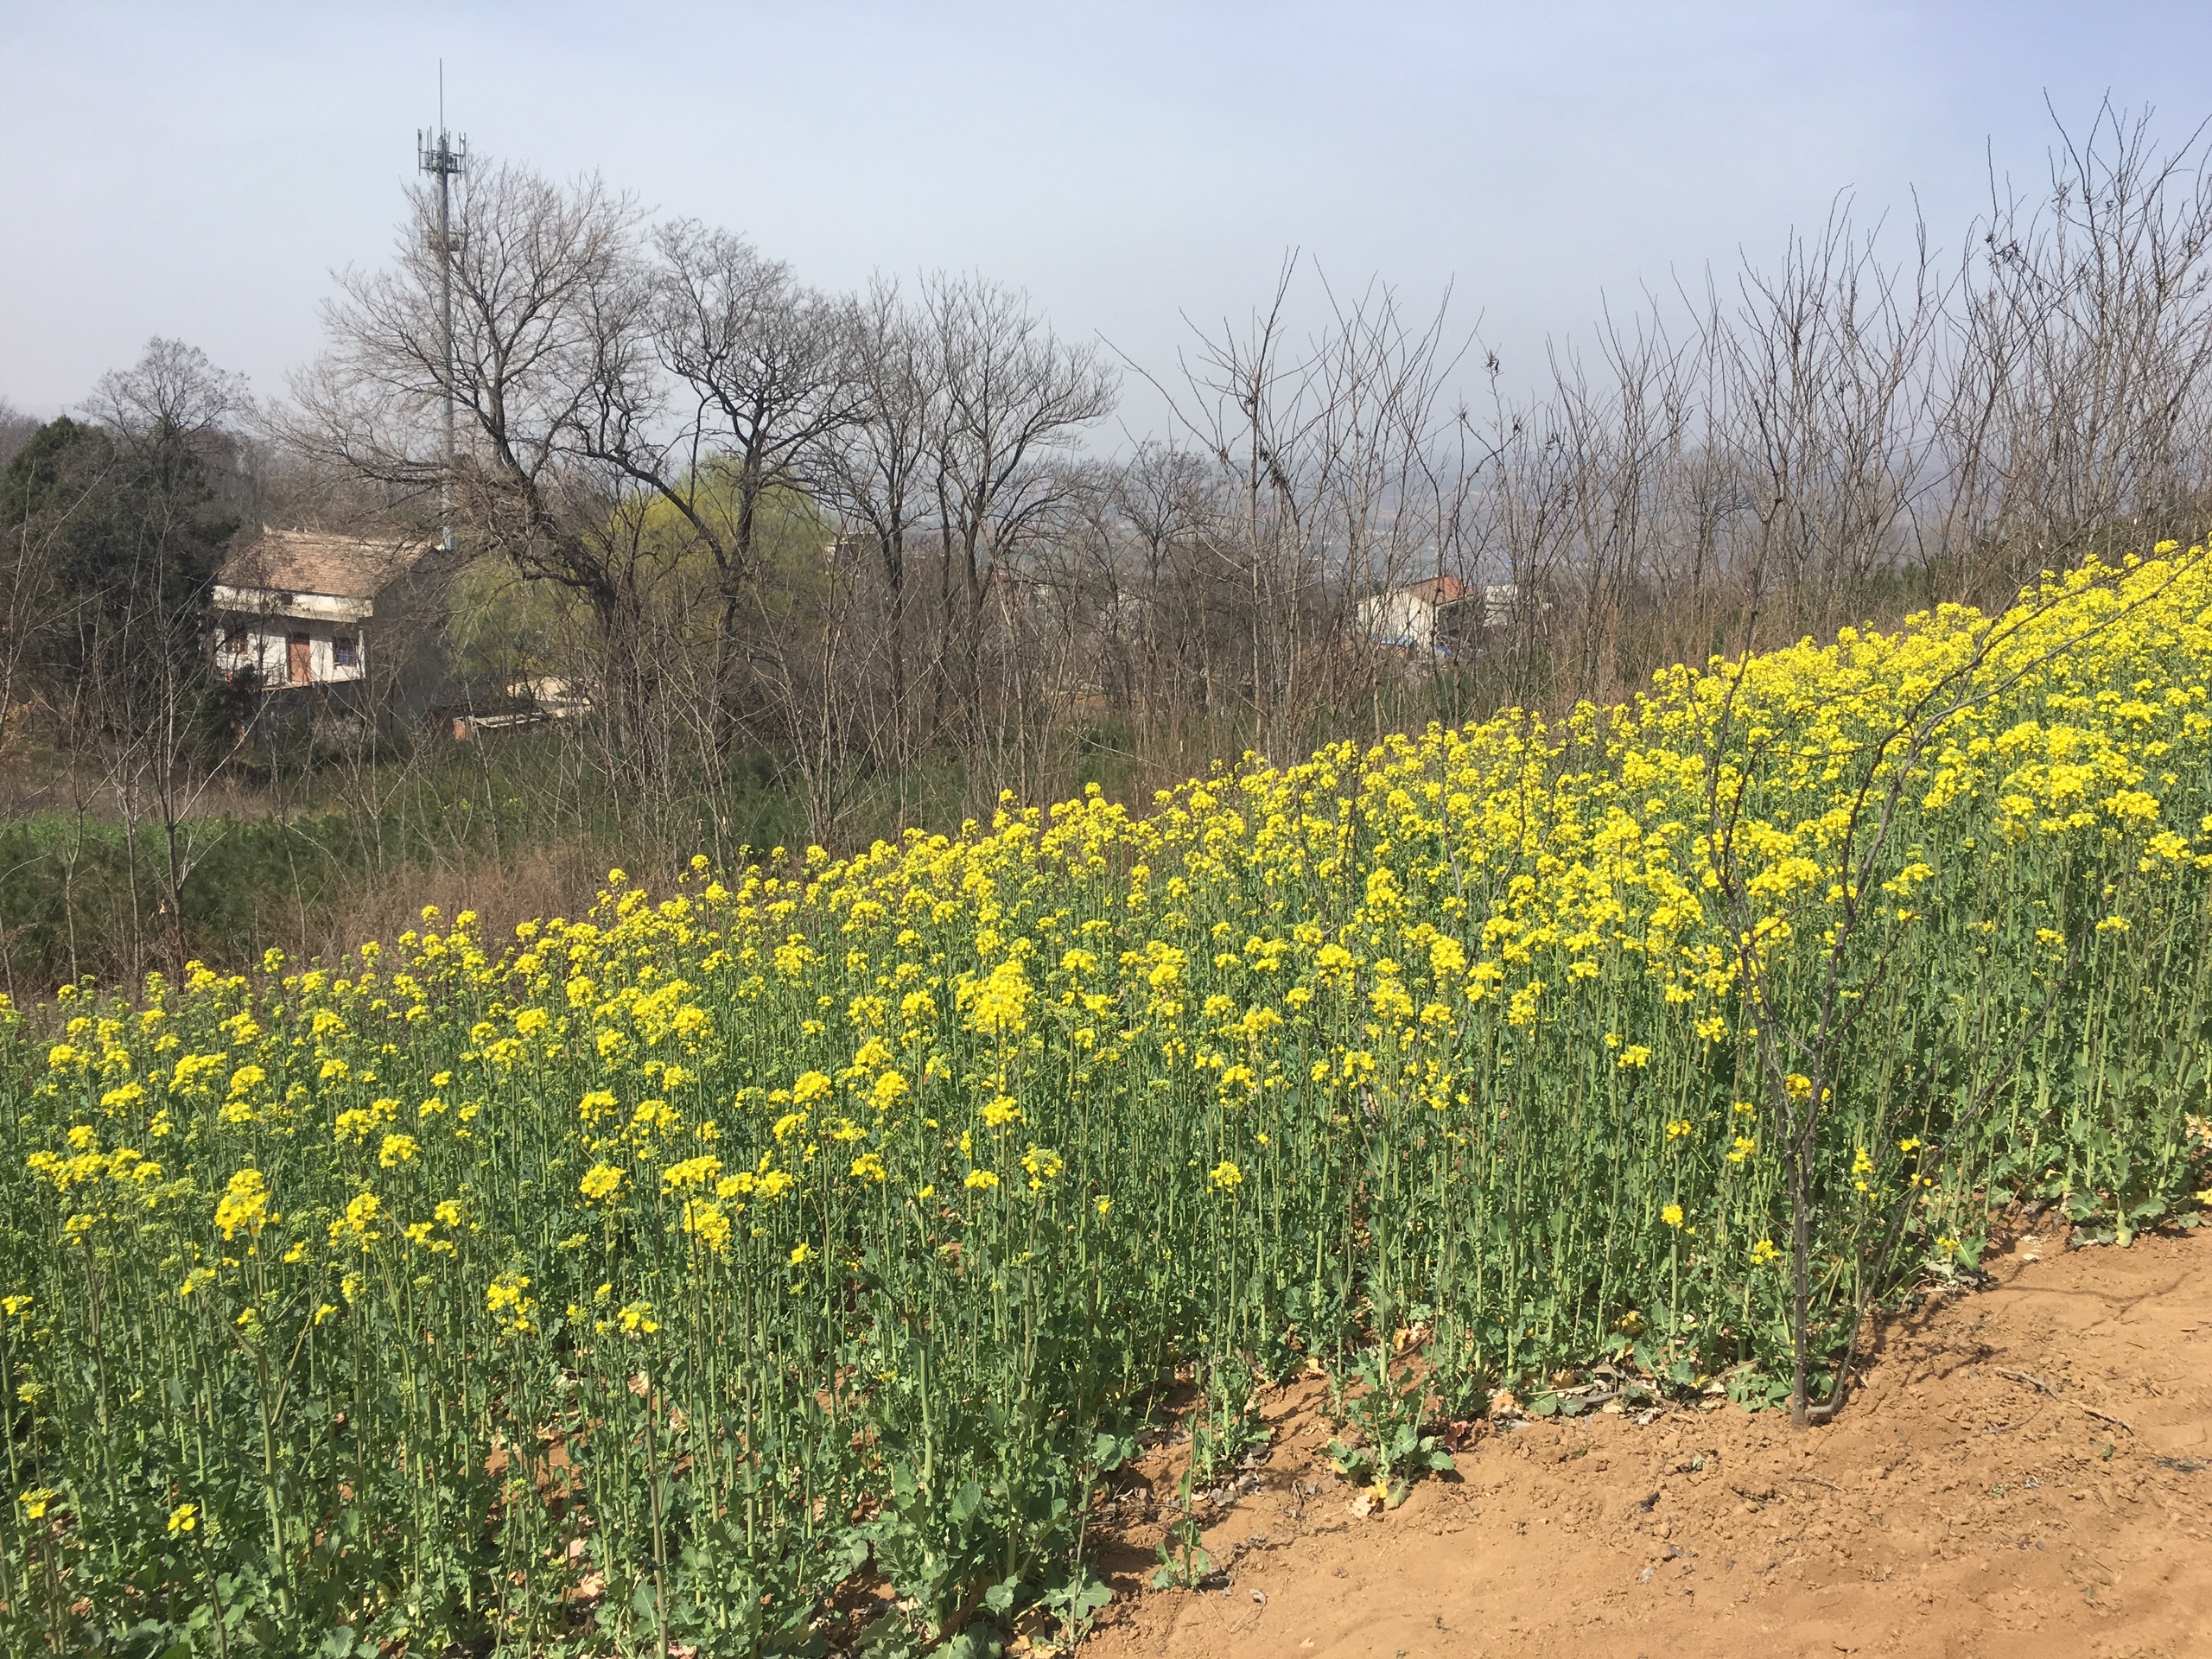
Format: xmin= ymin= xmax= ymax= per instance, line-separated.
xmin=7 ymin=2 xmax=2212 ymax=429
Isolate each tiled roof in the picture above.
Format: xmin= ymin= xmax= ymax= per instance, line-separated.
xmin=217 ymin=527 xmax=429 ymax=601
xmin=1401 ymin=575 xmax=1468 ymax=603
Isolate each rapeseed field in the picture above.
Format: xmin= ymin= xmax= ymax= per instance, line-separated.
xmin=6 ymin=551 xmax=2210 ymax=1656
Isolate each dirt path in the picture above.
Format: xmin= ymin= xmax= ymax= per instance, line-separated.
xmin=1082 ymin=1224 xmax=2212 ymax=1659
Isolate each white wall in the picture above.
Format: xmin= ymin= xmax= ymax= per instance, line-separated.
xmin=1358 ymin=590 xmax=1438 ymax=648
xmin=214 ymin=620 xmax=366 ymax=686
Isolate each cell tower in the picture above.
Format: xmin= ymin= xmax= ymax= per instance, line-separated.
xmin=417 ymin=65 xmax=466 ymax=555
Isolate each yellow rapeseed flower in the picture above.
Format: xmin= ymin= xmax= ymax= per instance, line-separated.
xmin=213 ymin=1169 xmax=270 ymax=1241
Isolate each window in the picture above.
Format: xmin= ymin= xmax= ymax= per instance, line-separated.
xmin=223 ymin=626 xmax=247 ymax=655
xmin=334 ymin=633 xmax=359 ymax=669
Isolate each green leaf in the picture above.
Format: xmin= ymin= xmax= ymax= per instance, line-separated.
xmin=942 ymin=1625 xmax=1003 ymax=1659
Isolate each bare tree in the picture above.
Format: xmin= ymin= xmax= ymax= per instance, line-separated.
xmin=816 ymin=279 xmax=943 ymax=769
xmin=296 ymin=162 xmax=679 ymax=775
xmin=1142 ymin=256 xmax=1467 ymax=757
xmin=1103 ymin=440 xmax=1215 ymax=730
xmin=646 ymin=225 xmax=866 ymax=748
xmin=1930 ymin=102 xmax=2212 ymax=599
xmin=925 ymin=273 xmax=1117 ymax=760
xmin=1712 ymin=206 xmax=1946 ymax=639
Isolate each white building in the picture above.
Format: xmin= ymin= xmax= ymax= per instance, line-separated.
xmin=1358 ymin=575 xmax=1518 ymax=655
xmin=213 ymin=528 xmax=431 ymax=690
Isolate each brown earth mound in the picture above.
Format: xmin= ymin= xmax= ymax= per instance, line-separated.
xmin=1080 ymin=1224 xmax=2211 ymax=1659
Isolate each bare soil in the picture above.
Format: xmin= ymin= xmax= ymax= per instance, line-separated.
xmin=1080 ymin=1224 xmax=2212 ymax=1659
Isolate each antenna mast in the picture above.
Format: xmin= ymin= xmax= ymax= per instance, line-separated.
xmin=417 ymin=64 xmax=466 ymax=554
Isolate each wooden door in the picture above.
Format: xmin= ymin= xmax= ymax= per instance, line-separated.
xmin=288 ymin=633 xmax=312 ymax=685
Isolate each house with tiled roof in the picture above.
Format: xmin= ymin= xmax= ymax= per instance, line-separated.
xmin=1357 ymin=574 xmax=1519 ymax=657
xmin=213 ymin=527 xmax=435 ymax=690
